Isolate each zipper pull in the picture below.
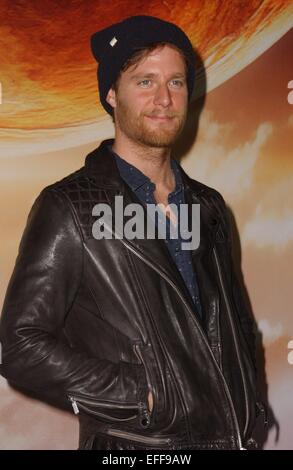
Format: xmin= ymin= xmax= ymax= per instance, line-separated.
xmin=69 ymin=397 xmax=79 ymax=415
xmin=138 ymin=402 xmax=151 ymax=428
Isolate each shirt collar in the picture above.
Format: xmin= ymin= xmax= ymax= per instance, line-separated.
xmin=108 ymin=144 xmax=183 ymax=195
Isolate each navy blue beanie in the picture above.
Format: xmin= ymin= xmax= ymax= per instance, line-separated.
xmin=90 ymin=15 xmax=196 ymax=116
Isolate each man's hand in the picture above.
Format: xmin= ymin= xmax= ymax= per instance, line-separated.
xmin=148 ymin=390 xmax=153 ymax=412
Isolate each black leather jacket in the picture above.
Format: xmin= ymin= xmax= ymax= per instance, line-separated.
xmin=0 ymin=138 xmax=258 ymax=450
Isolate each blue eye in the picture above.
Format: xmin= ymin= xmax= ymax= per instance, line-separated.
xmin=171 ymin=80 xmax=184 ymax=87
xmin=137 ymin=79 xmax=185 ymax=88
xmin=138 ymin=79 xmax=151 ymax=86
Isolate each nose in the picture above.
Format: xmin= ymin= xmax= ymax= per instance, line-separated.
xmin=153 ymin=82 xmax=172 ymax=108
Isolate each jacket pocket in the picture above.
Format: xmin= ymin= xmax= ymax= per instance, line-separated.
xmin=105 ymin=428 xmax=172 ymax=447
xmin=67 ymin=394 xmax=139 ymax=422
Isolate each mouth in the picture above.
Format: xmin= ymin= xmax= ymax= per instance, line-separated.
xmin=145 ymin=115 xmax=175 ymax=122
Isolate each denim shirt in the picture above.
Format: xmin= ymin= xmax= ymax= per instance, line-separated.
xmin=109 ymin=146 xmax=203 ymax=318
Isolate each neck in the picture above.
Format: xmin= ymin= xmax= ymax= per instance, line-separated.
xmin=111 ymin=133 xmax=175 ymax=193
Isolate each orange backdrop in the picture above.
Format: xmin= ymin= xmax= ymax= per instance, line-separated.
xmin=1 ymin=0 xmax=293 ymax=449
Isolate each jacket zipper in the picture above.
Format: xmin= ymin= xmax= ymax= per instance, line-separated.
xmin=211 ymin=293 xmax=222 ymax=370
xmin=98 ymin=220 xmax=246 ymax=449
xmin=106 ymin=428 xmax=172 ymax=446
xmin=68 ymin=395 xmax=139 ymax=421
xmin=216 ymin=295 xmax=223 ymax=371
xmin=133 ymin=343 xmax=156 ymax=419
xmin=213 ymin=246 xmax=250 ymax=438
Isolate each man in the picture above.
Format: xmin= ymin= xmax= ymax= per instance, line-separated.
xmin=0 ymin=15 xmax=259 ymax=450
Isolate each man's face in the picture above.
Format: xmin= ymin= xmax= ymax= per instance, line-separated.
xmin=106 ymin=45 xmax=189 ymax=148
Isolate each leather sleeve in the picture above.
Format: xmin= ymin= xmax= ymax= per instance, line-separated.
xmin=0 ymin=188 xmax=147 ymax=410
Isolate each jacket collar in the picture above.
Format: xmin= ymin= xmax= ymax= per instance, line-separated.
xmin=84 ymin=138 xmax=221 ymax=228
xmin=85 ymin=138 xmax=124 ymax=190
xmin=85 ymin=138 xmax=205 ymax=197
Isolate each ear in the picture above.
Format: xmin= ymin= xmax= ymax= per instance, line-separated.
xmin=106 ymin=87 xmax=117 ymax=109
